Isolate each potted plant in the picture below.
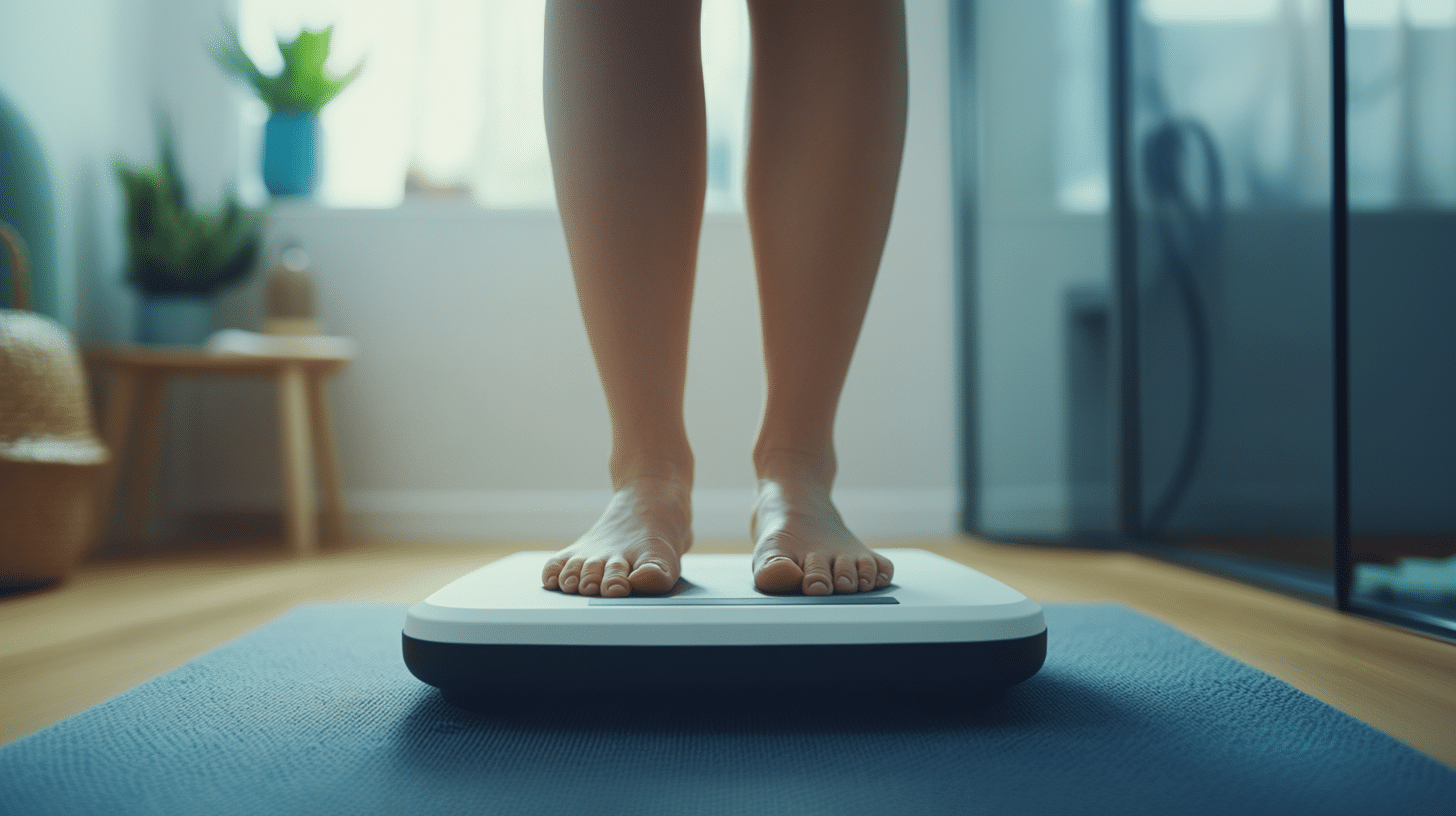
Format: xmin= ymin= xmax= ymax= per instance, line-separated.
xmin=115 ymin=121 xmax=266 ymax=344
xmin=213 ymin=25 xmax=363 ymax=197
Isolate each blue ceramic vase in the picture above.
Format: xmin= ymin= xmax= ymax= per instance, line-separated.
xmin=262 ymin=110 xmax=319 ymax=197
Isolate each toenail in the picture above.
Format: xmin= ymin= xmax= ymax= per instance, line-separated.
xmin=878 ymin=573 xmax=890 ymax=583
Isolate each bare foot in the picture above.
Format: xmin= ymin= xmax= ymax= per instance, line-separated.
xmin=542 ymin=474 xmax=692 ymax=597
xmin=751 ymin=477 xmax=893 ymax=596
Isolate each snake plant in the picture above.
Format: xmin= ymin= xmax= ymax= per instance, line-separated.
xmin=115 ymin=120 xmax=264 ymax=296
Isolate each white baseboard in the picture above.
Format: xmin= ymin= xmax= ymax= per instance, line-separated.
xmin=342 ymin=487 xmax=961 ymax=542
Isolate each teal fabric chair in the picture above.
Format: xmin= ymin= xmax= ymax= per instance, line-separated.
xmin=0 ymin=88 xmax=59 ymax=319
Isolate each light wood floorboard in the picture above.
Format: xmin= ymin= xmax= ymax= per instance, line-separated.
xmin=2 ymin=537 xmax=1453 ymax=769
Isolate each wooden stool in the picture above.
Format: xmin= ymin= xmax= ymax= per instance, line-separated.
xmin=84 ymin=346 xmax=349 ymax=555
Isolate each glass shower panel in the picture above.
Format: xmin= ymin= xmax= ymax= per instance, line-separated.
xmin=1346 ymin=0 xmax=1456 ymax=637
xmin=1123 ymin=0 xmax=1336 ymax=598
xmin=964 ymin=0 xmax=1115 ymax=541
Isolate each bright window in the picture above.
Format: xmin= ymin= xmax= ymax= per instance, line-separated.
xmin=237 ymin=0 xmax=750 ymax=210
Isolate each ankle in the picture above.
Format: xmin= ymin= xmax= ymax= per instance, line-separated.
xmin=752 ymin=444 xmax=836 ymax=487
xmin=609 ymin=450 xmax=695 ymax=491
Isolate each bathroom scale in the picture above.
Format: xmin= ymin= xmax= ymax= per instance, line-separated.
xmin=402 ymin=548 xmax=1046 ymax=708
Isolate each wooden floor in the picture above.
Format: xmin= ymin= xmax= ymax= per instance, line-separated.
xmin=2 ymin=536 xmax=1454 ymax=769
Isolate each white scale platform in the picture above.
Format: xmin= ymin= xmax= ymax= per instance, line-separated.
xmin=402 ymin=548 xmax=1047 ymax=705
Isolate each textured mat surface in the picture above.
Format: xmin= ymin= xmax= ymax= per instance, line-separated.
xmin=1 ymin=602 xmax=1452 ymax=816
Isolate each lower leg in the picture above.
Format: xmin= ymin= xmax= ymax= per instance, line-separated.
xmin=744 ymin=0 xmax=907 ymax=594
xmin=541 ymin=0 xmax=706 ymax=596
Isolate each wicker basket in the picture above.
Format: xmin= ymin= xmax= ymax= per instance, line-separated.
xmin=0 ymin=222 xmax=108 ymax=590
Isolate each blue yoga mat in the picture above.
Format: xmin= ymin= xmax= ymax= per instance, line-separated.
xmin=1 ymin=602 xmax=1452 ymax=816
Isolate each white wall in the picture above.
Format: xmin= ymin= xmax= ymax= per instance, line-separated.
xmin=7 ymin=0 xmax=960 ymax=545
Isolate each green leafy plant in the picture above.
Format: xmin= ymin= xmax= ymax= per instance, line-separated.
xmin=212 ymin=25 xmax=362 ymax=112
xmin=115 ymin=121 xmax=265 ymax=296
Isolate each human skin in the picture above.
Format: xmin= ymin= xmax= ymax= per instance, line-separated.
xmin=540 ymin=0 xmax=907 ymax=597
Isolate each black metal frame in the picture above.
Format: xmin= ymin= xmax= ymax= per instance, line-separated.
xmin=1330 ymin=0 xmax=1353 ymax=615
xmin=949 ymin=0 xmax=980 ymax=535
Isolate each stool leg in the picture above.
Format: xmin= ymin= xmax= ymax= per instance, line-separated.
xmin=277 ymin=363 xmax=317 ymax=555
xmin=306 ymin=373 xmax=348 ymax=545
xmin=125 ymin=374 xmax=169 ymax=548
xmin=95 ymin=367 xmax=139 ymax=549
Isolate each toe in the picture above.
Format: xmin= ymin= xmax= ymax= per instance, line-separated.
xmin=754 ymin=553 xmax=805 ymax=594
xmin=601 ymin=556 xmax=632 ymax=598
xmin=856 ymin=556 xmax=877 ymax=592
xmin=542 ymin=555 xmax=567 ymax=590
xmin=802 ymin=552 xmax=833 ymax=596
xmin=628 ymin=558 xmax=677 ymax=594
xmin=559 ymin=556 xmax=586 ymax=594
xmin=832 ymin=555 xmax=859 ymax=594
xmin=578 ymin=558 xmax=606 ymax=596
xmin=873 ymin=553 xmax=894 ymax=589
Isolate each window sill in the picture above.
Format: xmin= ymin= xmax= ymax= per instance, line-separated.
xmin=265 ymin=197 xmax=748 ymax=223
xmin=266 ymin=196 xmax=557 ymax=221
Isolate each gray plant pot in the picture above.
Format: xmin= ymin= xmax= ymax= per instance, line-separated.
xmin=137 ymin=294 xmax=214 ymax=345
